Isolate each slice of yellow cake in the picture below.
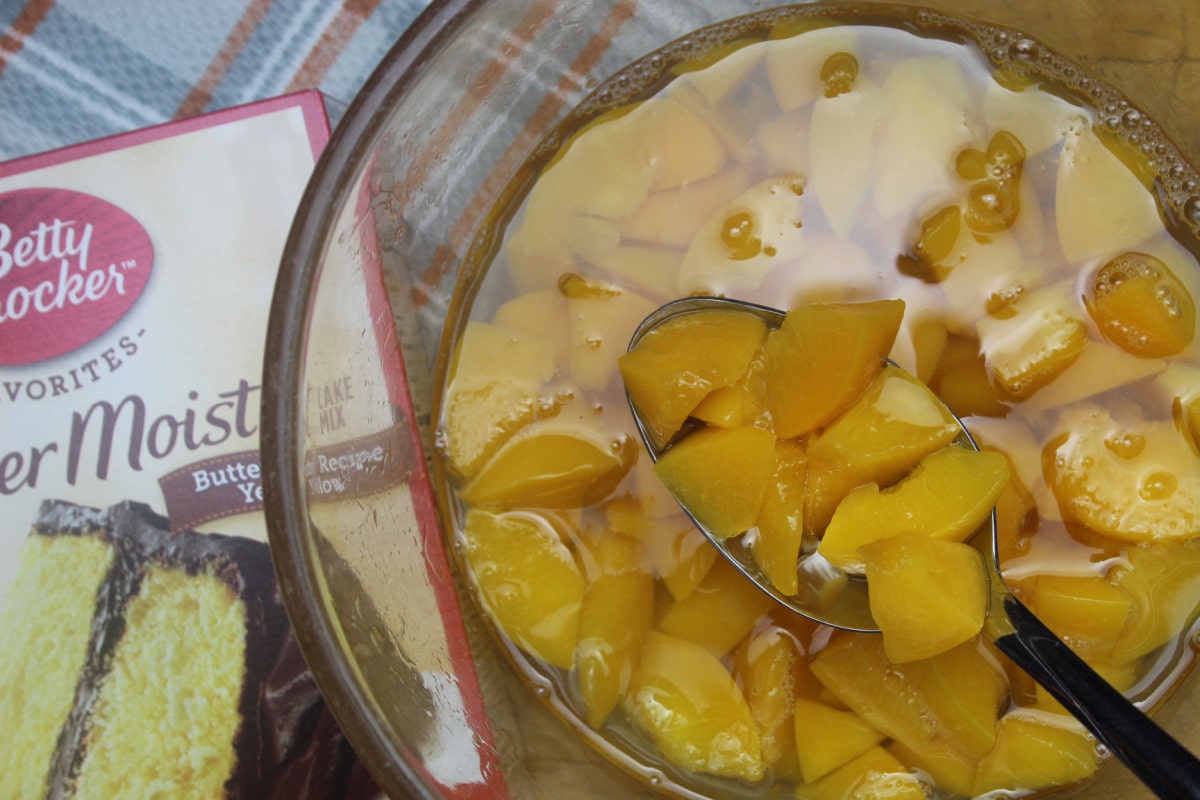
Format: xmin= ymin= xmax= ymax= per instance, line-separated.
xmin=2 ymin=502 xmax=290 ymax=799
xmin=0 ymin=504 xmax=116 ymax=800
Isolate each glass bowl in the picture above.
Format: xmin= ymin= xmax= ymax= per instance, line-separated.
xmin=261 ymin=1 xmax=1200 ymax=798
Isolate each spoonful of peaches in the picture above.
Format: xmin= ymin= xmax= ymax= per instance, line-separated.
xmin=620 ymin=296 xmax=1200 ymax=799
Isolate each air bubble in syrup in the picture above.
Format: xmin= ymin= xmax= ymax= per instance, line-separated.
xmin=1184 ymin=196 xmax=1200 ymax=227
xmin=1008 ymin=38 xmax=1038 ymax=62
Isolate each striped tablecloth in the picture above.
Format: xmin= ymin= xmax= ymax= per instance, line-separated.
xmin=0 ymin=0 xmax=429 ymax=160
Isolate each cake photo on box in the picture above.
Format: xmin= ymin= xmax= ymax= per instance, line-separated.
xmin=0 ymin=500 xmax=289 ymax=799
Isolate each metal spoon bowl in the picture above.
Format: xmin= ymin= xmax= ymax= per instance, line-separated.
xmin=625 ymin=296 xmax=1200 ymax=799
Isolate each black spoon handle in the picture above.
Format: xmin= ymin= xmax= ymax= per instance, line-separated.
xmin=993 ymin=594 xmax=1200 ymax=800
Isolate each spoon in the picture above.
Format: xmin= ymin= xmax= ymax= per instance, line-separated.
xmin=625 ymin=296 xmax=1200 ymax=800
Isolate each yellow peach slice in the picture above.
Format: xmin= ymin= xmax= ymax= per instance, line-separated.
xmin=977 ymin=279 xmax=1089 ymax=401
xmin=861 ymin=533 xmax=989 ymax=663
xmin=732 ymin=623 xmax=819 ymax=779
xmin=619 ymin=309 xmax=769 ymax=449
xmin=807 ymin=75 xmax=887 ymax=237
xmin=439 ymin=320 xmax=559 ymax=480
xmin=462 ymin=509 xmax=585 ymax=669
xmin=690 ymin=349 xmax=770 ymax=431
xmin=1045 ymin=405 xmax=1200 ymax=542
xmin=491 ymin=288 xmax=571 ymax=371
xmin=657 ymin=557 xmax=774 ymax=657
xmin=1056 ymin=122 xmax=1163 ymax=264
xmin=819 ymin=446 xmax=1010 ymax=573
xmin=670 ymin=37 xmax=762 ymax=107
xmin=930 ymin=333 xmax=1010 ymax=418
xmin=653 ymin=426 xmax=777 ymax=539
xmin=619 ymin=167 xmax=750 ymax=249
xmin=460 ymin=413 xmax=636 ymax=509
xmin=873 ymin=56 xmax=974 ymax=220
xmin=1023 ymin=573 xmax=1132 ymax=662
xmin=605 ymin=499 xmax=718 ymax=601
xmin=812 ymin=633 xmax=1006 ymax=760
xmin=625 ymin=631 xmax=764 ymax=782
xmin=752 ymin=439 xmax=807 ymax=595
xmin=756 ymin=108 xmax=810 ymax=175
xmin=972 ymin=711 xmax=1099 ymax=797
xmin=1014 ymin=340 xmax=1166 ymax=415
xmin=633 ymin=96 xmax=728 ymax=191
xmin=802 ymin=745 xmax=929 ymax=800
xmin=576 ymin=530 xmax=654 ymax=729
xmin=763 ymin=300 xmax=905 ymax=438
xmin=1109 ymin=536 xmax=1200 ymax=663
xmin=1083 ymin=251 xmax=1196 ymax=358
xmin=764 ymin=25 xmax=860 ymax=112
xmin=887 ymin=739 xmax=978 ymax=799
xmin=805 ymin=364 xmax=962 ymax=532
xmin=792 ymin=697 xmax=885 ymax=782
xmin=677 ymin=175 xmax=809 ymax=295
xmin=581 ymin=244 xmax=682 ymax=301
xmin=564 ymin=279 xmax=658 ymax=392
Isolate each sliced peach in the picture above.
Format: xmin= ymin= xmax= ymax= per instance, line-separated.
xmin=1056 ymin=123 xmax=1164 ymax=264
xmin=653 ymin=426 xmax=777 ymax=539
xmin=752 ymin=439 xmax=807 ymax=596
xmin=491 ymin=288 xmax=571 ymax=371
xmin=619 ymin=167 xmax=750 ymax=249
xmin=802 ymin=745 xmax=929 ymax=800
xmin=576 ymin=530 xmax=654 ymax=729
xmin=763 ymin=300 xmax=905 ymax=438
xmin=732 ymin=623 xmax=820 ymax=779
xmin=691 ymin=349 xmax=770 ymax=431
xmin=904 ymin=205 xmax=963 ymax=282
xmin=1024 ymin=573 xmax=1132 ymax=662
xmin=807 ymin=76 xmax=888 ymax=237
xmin=861 ymin=533 xmax=989 ymax=663
xmin=973 ymin=711 xmax=1099 ymax=797
xmin=793 ymin=697 xmax=885 ymax=782
xmin=765 ymin=25 xmax=860 ymax=112
xmin=625 ymin=631 xmax=764 ymax=782
xmin=916 ymin=640 xmax=1010 ymax=758
xmin=1109 ymin=536 xmax=1200 ymax=663
xmin=606 ymin=500 xmax=718 ymax=602
xmin=812 ymin=632 xmax=1006 ymax=760
xmin=1083 ymin=251 xmax=1195 ymax=358
xmin=1017 ymin=339 xmax=1167 ymax=415
xmin=873 ymin=56 xmax=974 ymax=220
xmin=529 ymin=105 xmax=652 ymax=220
xmin=462 ymin=509 xmax=585 ymax=669
xmin=930 ymin=334 xmax=1010 ymax=418
xmin=756 ymin=108 xmax=810 ymax=175
xmin=460 ymin=413 xmax=636 ymax=509
xmin=819 ymin=446 xmax=1010 ymax=573
xmin=887 ymin=739 xmax=978 ymax=798
xmin=677 ymin=175 xmax=809 ymax=295
xmin=805 ymin=364 xmax=962 ymax=532
xmin=657 ymin=557 xmax=774 ymax=657
xmin=440 ymin=320 xmax=559 ymax=480
xmin=670 ymin=38 xmax=762 ymax=106
xmin=632 ymin=96 xmax=728 ymax=191
xmin=565 ymin=280 xmax=658 ymax=391
xmin=977 ymin=280 xmax=1089 ymax=401
xmin=582 ymin=245 xmax=682 ymax=300
xmin=619 ymin=309 xmax=769 ymax=449
xmin=1045 ymin=405 xmax=1200 ymax=542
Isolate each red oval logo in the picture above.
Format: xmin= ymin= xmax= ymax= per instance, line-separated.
xmin=0 ymin=188 xmax=154 ymax=365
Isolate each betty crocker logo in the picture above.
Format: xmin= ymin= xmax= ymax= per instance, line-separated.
xmin=0 ymin=188 xmax=153 ymax=366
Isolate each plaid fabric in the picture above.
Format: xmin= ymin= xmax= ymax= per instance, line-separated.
xmin=0 ymin=0 xmax=429 ymax=160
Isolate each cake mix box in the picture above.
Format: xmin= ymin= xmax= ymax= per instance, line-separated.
xmin=0 ymin=92 xmax=391 ymax=799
